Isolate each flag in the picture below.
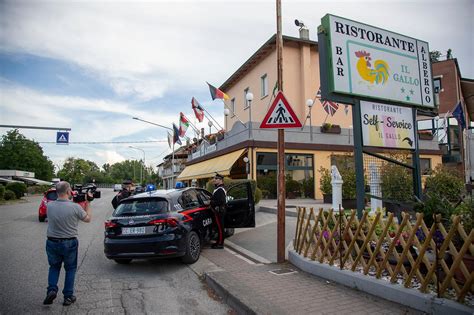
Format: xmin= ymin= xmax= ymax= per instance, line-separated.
xmin=179 ymin=112 xmax=190 ymax=137
xmin=191 ymin=97 xmax=205 ymax=122
xmin=207 ymin=82 xmax=230 ymax=100
xmin=452 ymin=102 xmax=466 ymax=130
xmin=172 ymin=123 xmax=182 ymax=145
xmin=322 ymin=100 xmax=339 ymax=116
xmin=316 ymin=87 xmax=321 ymax=99
xmin=167 ymin=132 xmax=173 ymax=149
xmin=442 ymin=111 xmax=450 ymax=136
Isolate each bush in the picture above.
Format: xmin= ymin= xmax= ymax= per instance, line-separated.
xmin=453 ymin=198 xmax=474 ymax=233
xmin=340 ymin=166 xmax=357 ymax=199
xmin=302 ymin=178 xmax=314 ymax=198
xmin=4 ymin=189 xmax=16 ymax=200
xmin=5 ymin=182 xmax=27 ymax=199
xmin=0 ymin=185 xmax=5 ymax=200
xmin=318 ymin=167 xmax=332 ymax=195
xmin=285 ymin=175 xmax=302 ymax=197
xmin=380 ymin=159 xmax=413 ymax=202
xmin=27 ymin=184 xmax=52 ymax=195
xmin=424 ymin=165 xmax=464 ymax=202
xmin=257 ymin=173 xmax=277 ymax=199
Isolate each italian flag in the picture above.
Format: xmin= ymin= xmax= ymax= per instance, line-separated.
xmin=179 ymin=112 xmax=190 ymax=137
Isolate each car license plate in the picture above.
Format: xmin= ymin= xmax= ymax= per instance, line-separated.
xmin=122 ymin=227 xmax=146 ymax=235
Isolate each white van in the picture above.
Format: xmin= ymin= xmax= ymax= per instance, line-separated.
xmin=113 ymin=184 xmax=122 ymax=192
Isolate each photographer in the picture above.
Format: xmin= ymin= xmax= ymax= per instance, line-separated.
xmin=43 ymin=181 xmax=92 ymax=307
xmin=111 ymin=179 xmax=134 ymax=209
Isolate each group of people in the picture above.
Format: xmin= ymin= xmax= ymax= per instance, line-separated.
xmin=43 ymin=173 xmax=227 ymax=306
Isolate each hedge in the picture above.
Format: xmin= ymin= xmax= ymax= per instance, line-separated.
xmin=6 ymin=182 xmax=27 ymax=199
xmin=4 ymin=190 xmax=16 ymax=200
xmin=0 ymin=185 xmax=5 ymax=200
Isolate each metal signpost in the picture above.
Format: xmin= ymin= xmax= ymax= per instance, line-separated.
xmin=318 ymin=14 xmax=434 ymax=218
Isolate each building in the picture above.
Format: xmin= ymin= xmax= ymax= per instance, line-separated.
xmin=0 ymin=170 xmax=52 ymax=185
xmin=178 ymin=32 xmax=446 ymax=199
xmin=158 ymin=145 xmax=190 ymax=189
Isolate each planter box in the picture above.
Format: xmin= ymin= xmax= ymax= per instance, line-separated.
xmin=342 ymin=199 xmax=357 ymax=209
xmin=320 ymin=125 xmax=341 ymax=134
xmin=323 ymin=194 xmax=332 ymax=203
xmin=418 ymin=132 xmax=434 ymax=140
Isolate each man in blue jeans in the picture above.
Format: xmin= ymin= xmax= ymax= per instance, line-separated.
xmin=43 ymin=181 xmax=92 ymax=306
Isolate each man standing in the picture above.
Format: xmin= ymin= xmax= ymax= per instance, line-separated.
xmin=210 ymin=173 xmax=227 ymax=249
xmin=43 ymin=181 xmax=92 ymax=306
xmin=111 ymin=179 xmax=134 ymax=209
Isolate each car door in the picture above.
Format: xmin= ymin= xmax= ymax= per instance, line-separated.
xmin=224 ymin=181 xmax=255 ymax=228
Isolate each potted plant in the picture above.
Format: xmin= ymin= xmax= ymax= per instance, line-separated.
xmin=285 ymin=175 xmax=302 ymax=199
xmin=208 ymin=134 xmax=216 ymax=144
xmin=318 ymin=167 xmax=332 ymax=203
xmin=217 ymin=130 xmax=225 ymax=141
xmin=320 ymin=123 xmax=341 ymax=134
xmin=339 ymin=166 xmax=357 ymax=209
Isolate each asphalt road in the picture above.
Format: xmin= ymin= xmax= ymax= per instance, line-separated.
xmin=0 ymin=189 xmax=231 ymax=314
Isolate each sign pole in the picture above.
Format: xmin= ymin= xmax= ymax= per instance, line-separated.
xmin=412 ymin=108 xmax=422 ymax=198
xmin=352 ymin=99 xmax=365 ymax=219
xmin=276 ymin=0 xmax=285 ymax=263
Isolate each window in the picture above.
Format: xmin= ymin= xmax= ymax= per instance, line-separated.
xmin=420 ymin=158 xmax=431 ymax=175
xmin=231 ymin=98 xmax=235 ymax=117
xmin=244 ymin=87 xmax=250 ymax=109
xmin=433 ymin=78 xmax=442 ymax=93
xmin=113 ymin=198 xmax=168 ymax=216
xmin=261 ymin=74 xmax=268 ymax=97
xmin=178 ymin=190 xmax=200 ymax=210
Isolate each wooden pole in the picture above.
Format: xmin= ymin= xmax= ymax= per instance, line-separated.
xmin=276 ymin=0 xmax=285 ymax=263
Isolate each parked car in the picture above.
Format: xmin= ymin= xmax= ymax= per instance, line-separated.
xmin=103 ymin=181 xmax=255 ymax=264
xmin=38 ymin=187 xmax=58 ymax=222
xmin=113 ymin=184 xmax=122 ymax=192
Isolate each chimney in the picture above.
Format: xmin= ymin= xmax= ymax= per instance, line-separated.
xmin=299 ymin=28 xmax=309 ymax=40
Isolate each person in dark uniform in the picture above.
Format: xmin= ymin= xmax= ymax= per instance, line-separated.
xmin=210 ymin=173 xmax=227 ymax=249
xmin=111 ymin=179 xmax=134 ymax=209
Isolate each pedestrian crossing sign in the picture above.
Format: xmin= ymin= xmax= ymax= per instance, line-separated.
xmin=56 ymin=131 xmax=69 ymax=144
xmin=260 ymin=91 xmax=302 ymax=129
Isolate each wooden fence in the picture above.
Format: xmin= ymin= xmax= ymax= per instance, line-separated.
xmin=294 ymin=207 xmax=474 ymax=303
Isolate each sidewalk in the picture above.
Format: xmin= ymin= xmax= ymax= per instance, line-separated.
xmin=194 ymin=245 xmax=421 ymax=315
xmin=258 ymin=198 xmax=333 ymax=217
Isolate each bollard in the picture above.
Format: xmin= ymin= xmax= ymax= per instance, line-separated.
xmin=331 ymin=166 xmax=343 ymax=212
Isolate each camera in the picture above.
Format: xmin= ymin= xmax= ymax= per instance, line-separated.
xmin=72 ymin=184 xmax=101 ymax=203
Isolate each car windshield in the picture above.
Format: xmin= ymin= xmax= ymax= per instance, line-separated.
xmin=113 ymin=198 xmax=168 ymax=216
xmin=46 ymin=191 xmax=58 ymax=201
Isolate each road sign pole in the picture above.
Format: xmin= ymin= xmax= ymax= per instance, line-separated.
xmin=276 ymin=0 xmax=285 ymax=264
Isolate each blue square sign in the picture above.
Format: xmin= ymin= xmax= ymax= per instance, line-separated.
xmin=56 ymin=132 xmax=69 ymax=144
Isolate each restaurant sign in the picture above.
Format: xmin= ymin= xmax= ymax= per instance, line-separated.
xmin=321 ymin=14 xmax=434 ymax=108
xmin=361 ymin=100 xmax=415 ymax=149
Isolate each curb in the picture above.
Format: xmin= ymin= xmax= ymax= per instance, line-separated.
xmin=259 ymin=206 xmax=298 ymax=217
xmin=204 ymin=273 xmax=256 ymax=315
xmin=288 ymin=249 xmax=473 ymax=315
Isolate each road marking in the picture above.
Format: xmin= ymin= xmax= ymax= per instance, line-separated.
xmin=225 ymin=240 xmax=271 ymax=264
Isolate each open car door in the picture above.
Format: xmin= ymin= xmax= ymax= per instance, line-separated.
xmin=224 ymin=181 xmax=255 ymax=228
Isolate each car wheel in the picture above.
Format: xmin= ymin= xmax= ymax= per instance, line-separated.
xmin=39 ymin=215 xmax=46 ymax=222
xmin=181 ymin=231 xmax=201 ymax=264
xmin=114 ymin=259 xmax=132 ymax=264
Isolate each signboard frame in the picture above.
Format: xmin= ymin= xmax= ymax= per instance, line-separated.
xmin=56 ymin=131 xmax=69 ymax=145
xmin=321 ymin=14 xmax=435 ymax=110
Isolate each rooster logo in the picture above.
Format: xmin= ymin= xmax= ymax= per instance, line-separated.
xmin=355 ymin=51 xmax=389 ymax=85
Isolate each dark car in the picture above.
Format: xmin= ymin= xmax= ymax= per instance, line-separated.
xmin=38 ymin=187 xmax=58 ymax=222
xmin=104 ymin=181 xmax=255 ymax=264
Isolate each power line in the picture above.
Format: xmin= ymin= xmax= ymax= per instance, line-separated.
xmin=37 ymin=140 xmax=168 ymax=144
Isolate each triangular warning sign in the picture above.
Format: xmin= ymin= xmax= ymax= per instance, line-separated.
xmin=58 ymin=135 xmax=67 ymax=142
xmin=260 ymin=91 xmax=302 ymax=129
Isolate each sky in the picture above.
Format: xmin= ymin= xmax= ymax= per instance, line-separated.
xmin=1 ymin=0 xmax=473 ymax=171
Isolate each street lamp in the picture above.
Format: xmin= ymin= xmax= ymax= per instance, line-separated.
xmin=246 ymin=92 xmax=254 ymax=139
xmin=243 ymin=156 xmax=250 ymax=180
xmin=224 ymin=108 xmax=230 ymax=131
xmin=306 ymin=99 xmax=314 ymax=141
xmin=132 ymin=117 xmax=176 ymax=188
xmin=208 ymin=120 xmax=213 ymax=136
xmin=129 ymin=146 xmax=145 ymax=185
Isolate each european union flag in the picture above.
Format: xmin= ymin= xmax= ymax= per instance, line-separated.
xmin=452 ymin=102 xmax=466 ymax=130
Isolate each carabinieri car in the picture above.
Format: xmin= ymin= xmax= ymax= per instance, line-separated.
xmin=104 ymin=181 xmax=255 ymax=264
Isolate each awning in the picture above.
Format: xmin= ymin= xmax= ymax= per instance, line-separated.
xmin=15 ymin=176 xmax=52 ymax=185
xmin=0 ymin=178 xmax=23 ymax=184
xmin=178 ymin=149 xmax=245 ymax=181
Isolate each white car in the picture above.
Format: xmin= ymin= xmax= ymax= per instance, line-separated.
xmin=113 ymin=184 xmax=122 ymax=192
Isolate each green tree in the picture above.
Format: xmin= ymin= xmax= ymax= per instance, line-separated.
xmin=430 ymin=50 xmax=442 ymax=62
xmin=0 ymin=129 xmax=54 ymax=180
xmin=58 ymin=157 xmax=99 ymax=184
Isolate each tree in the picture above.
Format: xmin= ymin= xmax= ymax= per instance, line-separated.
xmin=58 ymin=157 xmax=100 ymax=184
xmin=430 ymin=50 xmax=442 ymax=62
xmin=0 ymin=129 xmax=54 ymax=180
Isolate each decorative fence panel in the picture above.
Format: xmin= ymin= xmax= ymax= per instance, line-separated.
xmin=294 ymin=207 xmax=474 ymax=303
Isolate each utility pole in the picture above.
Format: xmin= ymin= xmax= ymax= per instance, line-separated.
xmin=276 ymin=0 xmax=286 ymax=263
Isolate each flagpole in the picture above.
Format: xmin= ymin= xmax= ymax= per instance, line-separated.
xmin=201 ymin=106 xmax=224 ymax=131
xmin=182 ymin=113 xmax=210 ymax=145
xmin=172 ymin=140 xmax=175 ymax=189
xmin=220 ymin=99 xmax=246 ymax=127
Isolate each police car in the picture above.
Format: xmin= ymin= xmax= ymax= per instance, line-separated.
xmin=104 ymin=181 xmax=255 ymax=264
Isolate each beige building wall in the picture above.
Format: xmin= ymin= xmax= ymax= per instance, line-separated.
xmin=225 ymin=41 xmax=353 ymax=132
